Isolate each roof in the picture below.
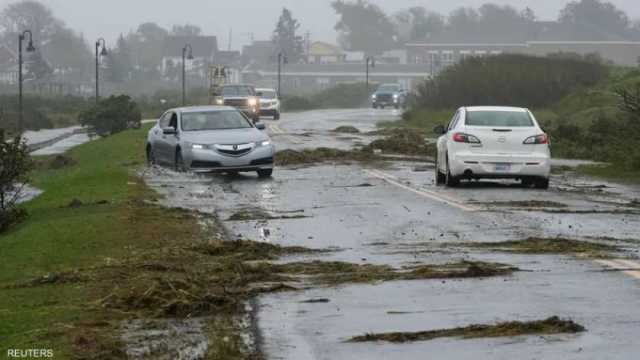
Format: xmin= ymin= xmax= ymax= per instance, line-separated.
xmin=163 ymin=35 xmax=218 ymax=58
xmin=244 ymin=63 xmax=432 ymax=76
xmin=464 ymin=106 xmax=528 ymax=112
xmin=175 ymin=106 xmax=236 ymax=113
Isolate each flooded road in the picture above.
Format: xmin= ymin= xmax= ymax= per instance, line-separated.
xmin=143 ymin=108 xmax=640 ymax=360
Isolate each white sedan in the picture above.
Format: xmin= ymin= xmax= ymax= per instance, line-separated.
xmin=435 ymin=106 xmax=551 ymax=189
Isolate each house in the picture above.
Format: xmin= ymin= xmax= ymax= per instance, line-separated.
xmin=307 ymin=41 xmax=344 ymax=64
xmin=242 ymin=40 xmax=277 ymax=66
xmin=406 ymin=40 xmax=640 ymax=74
xmin=0 ymin=44 xmax=18 ymax=85
xmin=161 ymin=35 xmax=218 ymax=79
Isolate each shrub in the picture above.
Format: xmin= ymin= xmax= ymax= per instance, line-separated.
xmin=414 ymin=54 xmax=609 ymax=109
xmin=0 ymin=135 xmax=33 ymax=232
xmin=79 ymin=95 xmax=142 ymax=137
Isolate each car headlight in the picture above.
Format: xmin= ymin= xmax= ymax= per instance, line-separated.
xmin=372 ymin=94 xmax=377 ymax=99
xmin=393 ymin=94 xmax=399 ymax=99
xmin=215 ymin=98 xmax=224 ymax=105
xmin=191 ymin=144 xmax=206 ymax=150
xmin=248 ymin=98 xmax=257 ymax=106
xmin=256 ymin=140 xmax=271 ymax=147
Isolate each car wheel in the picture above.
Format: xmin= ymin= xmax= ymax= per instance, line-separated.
xmin=435 ymin=157 xmax=446 ymax=186
xmin=146 ymin=145 xmax=156 ymax=165
xmin=175 ymin=150 xmax=187 ymax=172
xmin=535 ymin=178 xmax=550 ymax=190
xmin=274 ymin=111 xmax=280 ymax=120
xmin=257 ymin=169 xmax=273 ymax=178
xmin=445 ymin=157 xmax=459 ymax=187
xmin=372 ymin=104 xmax=377 ymax=109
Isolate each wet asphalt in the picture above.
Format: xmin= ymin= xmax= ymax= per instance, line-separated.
xmin=143 ymin=108 xmax=640 ymax=360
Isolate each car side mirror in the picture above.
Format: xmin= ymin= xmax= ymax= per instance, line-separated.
xmin=163 ymin=127 xmax=177 ymax=135
xmin=255 ymin=122 xmax=266 ymax=130
xmin=433 ymin=125 xmax=446 ymax=135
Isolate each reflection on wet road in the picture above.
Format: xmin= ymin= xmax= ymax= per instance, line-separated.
xmin=144 ymin=108 xmax=640 ymax=360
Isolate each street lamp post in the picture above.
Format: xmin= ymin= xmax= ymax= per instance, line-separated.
xmin=365 ymin=56 xmax=375 ymax=96
xmin=182 ymin=44 xmax=194 ymax=106
xmin=277 ymin=52 xmax=288 ymax=97
xmin=95 ymin=38 xmax=108 ymax=104
xmin=18 ymin=30 xmax=35 ymax=134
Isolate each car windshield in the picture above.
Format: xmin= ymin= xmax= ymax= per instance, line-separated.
xmin=465 ymin=111 xmax=534 ymax=127
xmin=259 ymin=90 xmax=277 ymax=99
xmin=222 ymin=86 xmax=254 ymax=96
xmin=181 ymin=110 xmax=253 ymax=131
xmin=378 ymin=85 xmax=400 ymax=92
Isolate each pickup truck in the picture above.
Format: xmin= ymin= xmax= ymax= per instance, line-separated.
xmin=214 ymin=84 xmax=261 ymax=122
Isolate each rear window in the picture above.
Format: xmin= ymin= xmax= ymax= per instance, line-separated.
xmin=465 ymin=111 xmax=534 ymax=127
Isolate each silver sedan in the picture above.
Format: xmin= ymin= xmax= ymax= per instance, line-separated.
xmin=146 ymin=106 xmax=275 ymax=177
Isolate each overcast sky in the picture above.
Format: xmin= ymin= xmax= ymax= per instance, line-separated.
xmin=1 ymin=0 xmax=638 ymax=50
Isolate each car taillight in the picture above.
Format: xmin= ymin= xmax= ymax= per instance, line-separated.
xmin=523 ymin=134 xmax=548 ymax=145
xmin=452 ymin=133 xmax=481 ymax=144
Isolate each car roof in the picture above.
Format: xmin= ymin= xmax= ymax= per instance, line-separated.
xmin=256 ymin=88 xmax=276 ymax=92
xmin=172 ymin=106 xmax=238 ymax=113
xmin=464 ymin=106 xmax=529 ymax=112
xmin=221 ymin=84 xmax=254 ymax=88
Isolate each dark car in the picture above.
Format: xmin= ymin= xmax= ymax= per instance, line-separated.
xmin=371 ymin=83 xmax=407 ymax=109
xmin=214 ymin=84 xmax=261 ymax=122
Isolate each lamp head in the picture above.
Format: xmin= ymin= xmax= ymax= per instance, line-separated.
xmin=100 ymin=47 xmax=108 ymax=57
xmin=26 ymin=41 xmax=36 ymax=52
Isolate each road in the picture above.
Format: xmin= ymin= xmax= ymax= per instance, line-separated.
xmin=143 ymin=108 xmax=640 ymax=360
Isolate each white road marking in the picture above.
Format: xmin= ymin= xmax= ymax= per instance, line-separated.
xmin=364 ymin=169 xmax=479 ymax=212
xmin=270 ymin=124 xmax=303 ymax=144
xmin=595 ymin=259 xmax=640 ymax=279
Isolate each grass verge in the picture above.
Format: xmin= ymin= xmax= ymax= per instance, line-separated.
xmin=577 ymin=164 xmax=640 ymax=185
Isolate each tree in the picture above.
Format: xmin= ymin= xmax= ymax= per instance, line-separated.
xmin=171 ymin=24 xmax=202 ymax=37
xmin=130 ymin=22 xmax=169 ymax=75
xmin=332 ymin=0 xmax=396 ymax=55
xmin=559 ymin=0 xmax=630 ymax=40
xmin=0 ymin=135 xmax=32 ymax=232
xmin=394 ymin=7 xmax=445 ymax=42
xmin=272 ymin=8 xmax=304 ymax=63
xmin=105 ymin=34 xmax=134 ymax=82
xmin=0 ymin=0 xmax=58 ymax=47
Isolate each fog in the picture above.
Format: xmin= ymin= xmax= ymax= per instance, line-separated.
xmin=2 ymin=0 xmax=638 ymax=49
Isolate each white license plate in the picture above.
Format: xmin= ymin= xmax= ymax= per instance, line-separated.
xmin=495 ymin=163 xmax=511 ymax=172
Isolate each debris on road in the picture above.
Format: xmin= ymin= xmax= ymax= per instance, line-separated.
xmin=275 ymin=148 xmax=377 ymax=166
xmin=227 ymin=208 xmax=307 ymax=221
xmin=363 ymin=129 xmax=435 ymax=156
xmin=460 ymin=237 xmax=619 ymax=257
xmin=476 ymin=200 xmax=569 ymax=208
xmin=348 ymin=316 xmax=585 ymax=343
xmin=333 ymin=126 xmax=361 ymax=134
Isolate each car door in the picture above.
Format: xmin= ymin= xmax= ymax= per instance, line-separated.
xmin=155 ymin=112 xmax=177 ymax=164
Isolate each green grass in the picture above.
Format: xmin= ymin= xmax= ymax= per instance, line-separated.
xmin=0 ymin=125 xmax=152 ymax=356
xmin=577 ymin=164 xmax=640 ymax=185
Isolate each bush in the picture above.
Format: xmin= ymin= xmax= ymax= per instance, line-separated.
xmin=281 ymin=82 xmax=372 ymax=112
xmin=0 ymin=135 xmax=33 ymax=232
xmin=414 ymin=54 xmax=609 ymax=109
xmin=79 ymin=95 xmax=142 ymax=137
xmin=281 ymin=96 xmax=315 ymax=112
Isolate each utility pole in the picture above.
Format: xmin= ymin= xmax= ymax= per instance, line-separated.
xmin=18 ymin=30 xmax=35 ymax=135
xmin=182 ymin=44 xmax=194 ymax=106
xmin=365 ymin=56 xmax=375 ymax=96
xmin=95 ymin=38 xmax=107 ymax=104
xmin=277 ymin=52 xmax=288 ymax=97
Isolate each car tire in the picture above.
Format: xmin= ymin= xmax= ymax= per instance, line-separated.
xmin=257 ymin=169 xmax=273 ymax=178
xmin=274 ymin=111 xmax=280 ymax=120
xmin=445 ymin=157 xmax=459 ymax=187
xmin=535 ymin=178 xmax=550 ymax=190
xmin=175 ymin=150 xmax=187 ymax=172
xmin=372 ymin=104 xmax=377 ymax=109
xmin=435 ymin=157 xmax=446 ymax=186
xmin=146 ymin=145 xmax=156 ymax=165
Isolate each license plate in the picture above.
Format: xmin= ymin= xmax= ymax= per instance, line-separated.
xmin=495 ymin=163 xmax=511 ymax=172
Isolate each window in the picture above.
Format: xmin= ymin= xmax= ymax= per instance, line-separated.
xmin=447 ymin=111 xmax=460 ymax=131
xmin=222 ymin=86 xmax=255 ymax=96
xmin=181 ymin=110 xmax=253 ymax=131
xmin=159 ymin=112 xmax=173 ymax=128
xmin=441 ymin=51 xmax=454 ymax=62
xmin=465 ymin=111 xmax=534 ymax=127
